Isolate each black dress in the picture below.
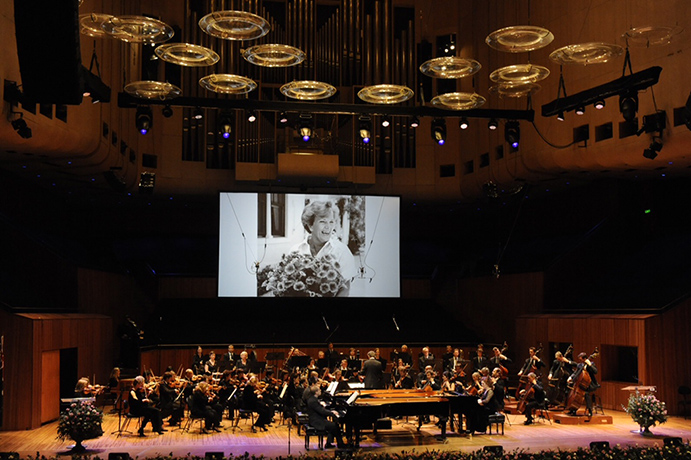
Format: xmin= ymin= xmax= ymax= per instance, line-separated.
xmin=128 ymin=388 xmax=163 ymax=434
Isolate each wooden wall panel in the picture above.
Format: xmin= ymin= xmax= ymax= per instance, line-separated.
xmin=0 ymin=313 xmax=113 ymax=431
xmin=40 ymin=350 xmax=60 ymax=423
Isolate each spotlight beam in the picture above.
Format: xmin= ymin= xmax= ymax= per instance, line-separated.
xmin=118 ymin=93 xmax=534 ymax=122
xmin=541 ymin=66 xmax=661 ymax=118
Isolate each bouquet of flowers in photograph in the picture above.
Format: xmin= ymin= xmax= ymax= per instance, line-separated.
xmin=57 ymin=399 xmax=104 ymax=444
xmin=258 ymin=252 xmax=346 ymax=297
xmin=623 ymin=389 xmax=667 ymax=433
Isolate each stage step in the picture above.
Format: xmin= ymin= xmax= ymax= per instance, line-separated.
xmin=552 ymin=413 xmax=613 ymax=425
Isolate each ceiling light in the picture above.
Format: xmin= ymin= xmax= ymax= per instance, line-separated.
xmin=193 ymin=107 xmax=204 ymax=120
xmin=162 ymin=105 xmax=173 ymax=118
xmin=594 ymin=99 xmax=605 ymax=110
xmin=359 ymin=116 xmax=372 ymax=144
xmin=488 ymin=118 xmax=498 ymax=130
xmin=459 ymin=117 xmax=469 ymax=130
xmin=279 ymin=112 xmax=288 ymax=124
xmin=136 ymin=106 xmax=153 ymax=135
xmin=381 ymin=116 xmax=390 ymax=128
xmin=504 ymin=121 xmax=520 ymax=148
xmin=11 ymin=116 xmax=32 ymax=139
xmin=576 ymin=105 xmax=585 ymax=115
xmin=620 ymin=92 xmax=638 ymax=121
xmin=643 ymin=147 xmax=658 ymax=160
xmin=409 ymin=117 xmax=419 ymax=128
xmin=557 ymin=111 xmax=565 ymax=122
xmin=431 ymin=118 xmax=446 ymax=145
xmin=297 ymin=114 xmax=313 ymax=141
xmin=247 ymin=110 xmax=257 ymax=123
xmin=218 ymin=113 xmax=232 ymax=139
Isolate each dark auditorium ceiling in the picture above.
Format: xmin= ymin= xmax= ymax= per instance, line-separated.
xmin=1 ymin=0 xmax=691 ymax=298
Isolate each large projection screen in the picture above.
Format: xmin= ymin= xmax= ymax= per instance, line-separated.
xmin=219 ymin=193 xmax=400 ymax=298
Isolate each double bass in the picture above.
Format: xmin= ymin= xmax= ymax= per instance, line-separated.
xmin=564 ymin=347 xmax=599 ymax=414
xmin=546 ymin=344 xmax=572 ymax=407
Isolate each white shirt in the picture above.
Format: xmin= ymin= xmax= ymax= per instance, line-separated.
xmin=290 ymin=237 xmax=357 ymax=280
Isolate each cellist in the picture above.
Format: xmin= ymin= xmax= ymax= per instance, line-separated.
xmin=518 ymin=372 xmax=545 ymax=426
xmin=565 ymin=352 xmax=599 ymax=416
xmin=516 ymin=347 xmax=544 ymax=398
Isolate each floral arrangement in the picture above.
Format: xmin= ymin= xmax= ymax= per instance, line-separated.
xmin=623 ymin=390 xmax=668 ymax=432
xmin=15 ymin=443 xmax=691 ymax=460
xmin=56 ymin=400 xmax=104 ymax=443
xmin=258 ymin=252 xmax=346 ymax=297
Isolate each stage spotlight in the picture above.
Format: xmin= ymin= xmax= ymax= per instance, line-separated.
xmin=576 ymin=105 xmax=585 ymax=115
xmin=643 ymin=137 xmax=663 ymax=159
xmin=557 ymin=111 xmax=565 ymax=122
xmin=410 ymin=116 xmax=419 ymax=128
xmin=297 ymin=115 xmax=313 ymax=141
xmin=504 ymin=121 xmax=520 ymax=148
xmin=135 ymin=106 xmax=152 ymax=135
xmin=358 ymin=116 xmax=372 ymax=144
xmin=381 ymin=116 xmax=390 ymax=128
xmin=459 ymin=117 xmax=469 ymax=130
xmin=431 ymin=118 xmax=446 ymax=145
xmin=247 ymin=110 xmax=257 ymax=123
xmin=279 ymin=112 xmax=288 ymax=124
xmin=10 ymin=117 xmax=32 ymax=139
xmin=218 ymin=113 xmax=232 ymax=139
xmin=162 ymin=105 xmax=173 ymax=118
xmin=620 ymin=91 xmax=638 ymax=121
xmin=193 ymin=107 xmax=204 ymax=120
xmin=488 ymin=118 xmax=498 ymax=130
xmin=594 ymin=99 xmax=605 ymax=110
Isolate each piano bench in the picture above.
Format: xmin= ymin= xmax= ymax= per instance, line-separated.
xmin=488 ymin=413 xmax=505 ymax=435
xmin=303 ymin=425 xmax=327 ymax=450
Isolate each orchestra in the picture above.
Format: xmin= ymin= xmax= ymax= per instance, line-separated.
xmin=80 ymin=341 xmax=603 ymax=444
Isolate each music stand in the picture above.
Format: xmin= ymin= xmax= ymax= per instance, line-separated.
xmin=289 ymin=356 xmax=311 ymax=370
xmin=111 ymin=389 xmax=132 ymax=436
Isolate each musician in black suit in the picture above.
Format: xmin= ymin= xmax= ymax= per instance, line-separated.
xmin=472 ymin=344 xmax=490 ymax=372
xmin=316 ymin=350 xmax=330 ymax=371
xmin=418 ymin=347 xmax=435 ymax=372
xmin=442 ymin=345 xmax=454 ymax=371
xmin=490 ymin=367 xmax=506 ymax=411
xmin=221 ymin=344 xmax=237 ymax=371
xmin=362 ymin=350 xmax=384 ymax=389
xmin=346 ymin=348 xmax=361 ymax=372
xmin=158 ymin=371 xmax=184 ymax=426
xmin=566 ymin=352 xmax=599 ymax=416
xmin=326 ymin=343 xmax=341 ymax=370
xmin=520 ymin=373 xmax=545 ymax=425
xmin=446 ymin=348 xmax=464 ymax=373
xmin=306 ymin=385 xmax=344 ymax=448
xmin=398 ymin=344 xmax=413 ymax=367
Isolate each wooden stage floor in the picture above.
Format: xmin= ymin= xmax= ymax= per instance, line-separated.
xmin=2 ymin=409 xmax=690 ymax=458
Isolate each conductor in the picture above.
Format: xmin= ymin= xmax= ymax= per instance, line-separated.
xmin=362 ymin=350 xmax=384 ymax=389
xmin=306 ymin=385 xmax=345 ymax=449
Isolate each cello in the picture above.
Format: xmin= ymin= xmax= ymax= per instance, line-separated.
xmin=515 ymin=343 xmax=542 ymax=399
xmin=564 ymin=347 xmax=599 ymax=414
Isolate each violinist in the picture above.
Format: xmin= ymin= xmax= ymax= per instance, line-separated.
xmin=441 ymin=371 xmax=456 ymax=392
xmin=566 ymin=352 xmax=599 ymax=417
xmin=190 ymin=381 xmax=222 ymax=433
xmin=74 ymin=377 xmax=103 ymax=398
xmin=394 ymin=366 xmax=414 ymax=389
xmin=129 ymin=376 xmax=165 ymax=436
xmin=519 ymin=373 xmax=545 ymax=425
xmin=450 ymin=363 xmax=466 ymax=387
xmin=158 ymin=371 xmax=184 ymax=426
xmin=218 ymin=369 xmax=239 ymax=420
xmin=243 ymin=375 xmax=273 ymax=431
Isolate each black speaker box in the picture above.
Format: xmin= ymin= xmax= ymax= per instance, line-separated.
xmin=14 ymin=0 xmax=83 ymax=104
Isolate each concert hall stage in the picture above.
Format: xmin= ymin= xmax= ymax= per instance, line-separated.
xmin=1 ymin=410 xmax=690 ymax=458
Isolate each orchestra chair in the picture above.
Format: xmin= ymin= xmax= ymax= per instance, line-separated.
xmin=483 ymin=446 xmax=503 ymax=455
xmin=678 ymin=386 xmax=691 ymax=419
xmin=117 ymin=400 xmax=143 ymax=437
xmin=589 ymin=441 xmax=610 ymax=450
xmin=533 ymin=397 xmax=552 ymax=425
xmin=592 ymin=394 xmax=605 ymax=415
xmin=663 ymin=437 xmax=683 ymax=447
xmin=488 ymin=412 xmax=506 ymax=435
xmin=182 ymin=396 xmax=206 ymax=434
xmin=108 ymin=453 xmax=131 ymax=460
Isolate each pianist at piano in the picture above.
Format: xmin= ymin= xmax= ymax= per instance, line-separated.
xmin=306 ymin=385 xmax=346 ymax=449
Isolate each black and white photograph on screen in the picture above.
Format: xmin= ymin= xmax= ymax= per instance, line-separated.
xmin=218 ymin=192 xmax=400 ymax=298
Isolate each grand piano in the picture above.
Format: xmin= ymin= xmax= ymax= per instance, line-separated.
xmin=330 ymin=388 xmax=481 ymax=446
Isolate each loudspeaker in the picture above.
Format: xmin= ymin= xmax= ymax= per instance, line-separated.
xmin=14 ymin=0 xmax=83 ymax=104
